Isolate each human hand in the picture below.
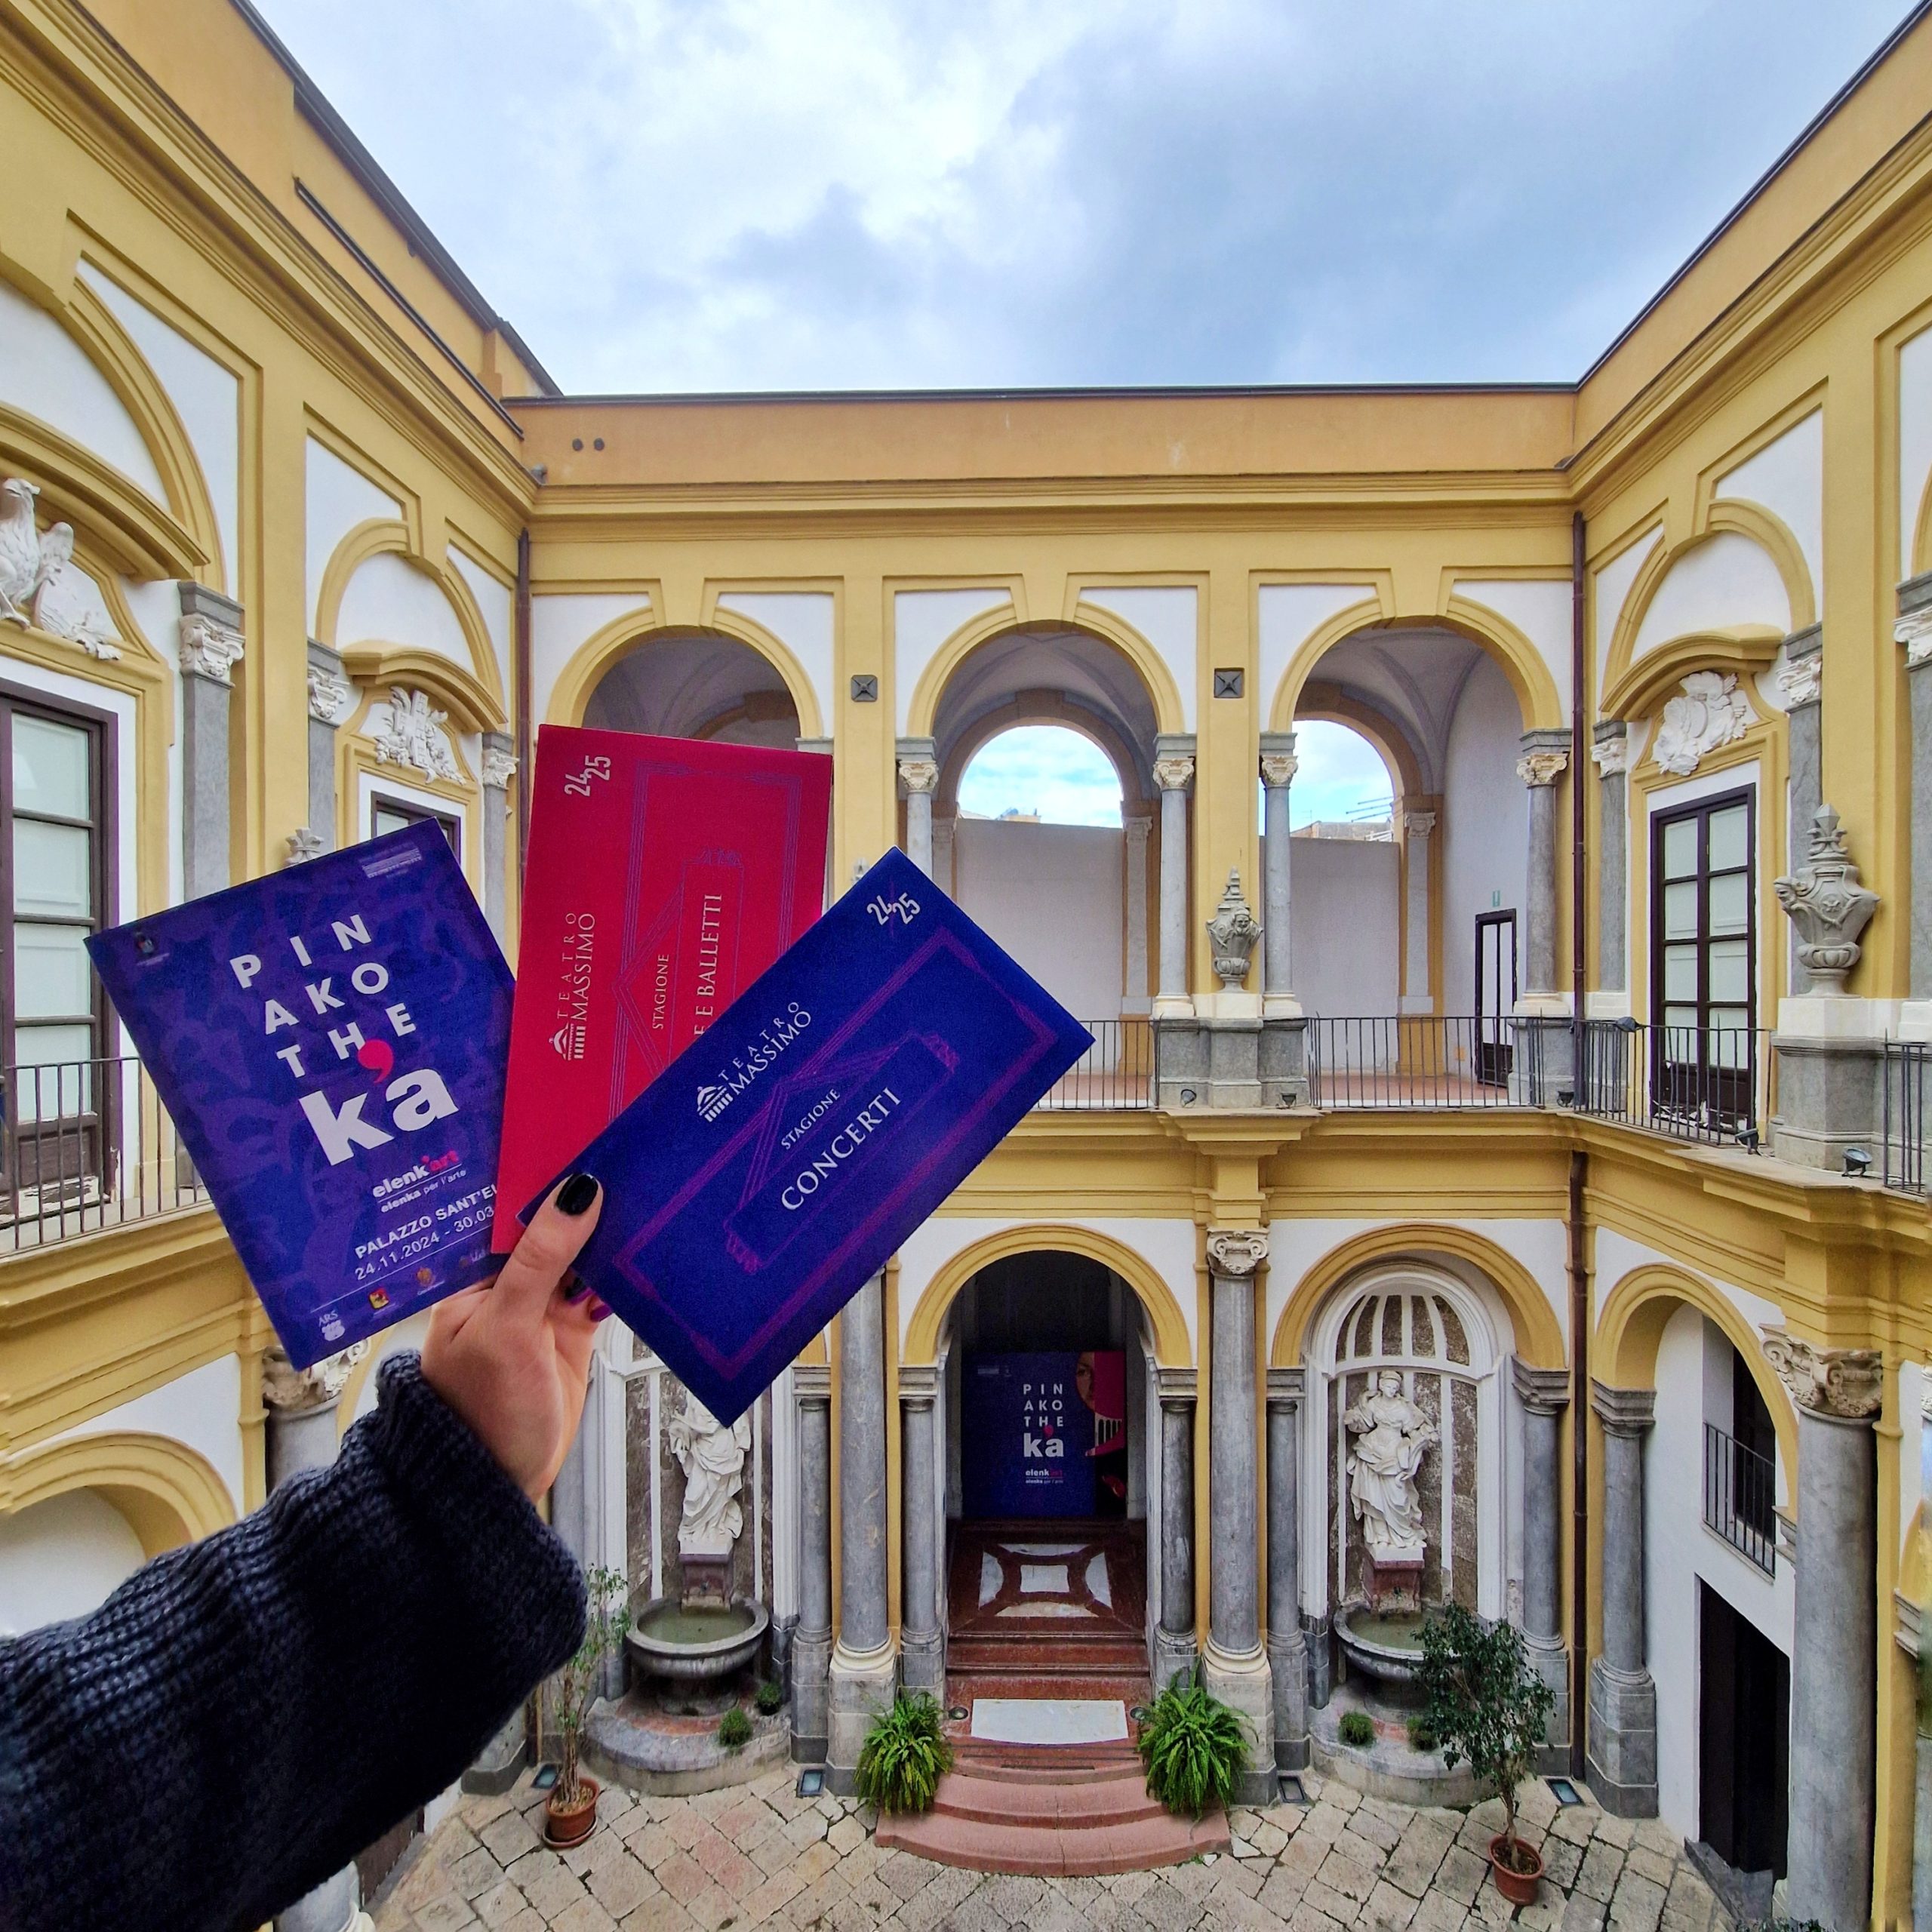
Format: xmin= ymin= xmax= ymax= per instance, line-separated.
xmin=421 ymin=1173 xmax=608 ymax=1503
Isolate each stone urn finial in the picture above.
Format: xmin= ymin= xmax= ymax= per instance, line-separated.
xmin=1774 ymin=805 xmax=1879 ymax=993
xmin=1205 ymin=868 xmax=1261 ymax=991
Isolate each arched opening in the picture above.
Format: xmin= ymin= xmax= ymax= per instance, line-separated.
xmin=584 ymin=629 xmax=802 ymax=746
xmin=936 ymin=1245 xmax=1161 ymax=1715
xmin=0 ymin=1487 xmax=144 ymax=1635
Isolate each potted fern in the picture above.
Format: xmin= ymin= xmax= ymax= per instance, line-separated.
xmin=854 ymin=1693 xmax=954 ymax=1814
xmin=545 ymin=1566 xmax=632 ymax=1847
xmin=1416 ymin=1603 xmax=1555 ymax=1906
xmin=1136 ymin=1661 xmax=1250 ymax=1820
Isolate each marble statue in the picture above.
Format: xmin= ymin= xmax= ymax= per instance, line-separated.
xmin=1343 ymin=1371 xmax=1437 ymax=1560
xmin=667 ymin=1390 xmax=752 ymax=1558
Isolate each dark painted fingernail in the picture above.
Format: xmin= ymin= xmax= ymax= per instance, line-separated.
xmin=556 ymin=1172 xmax=599 ymax=1216
xmin=589 ymin=1300 xmax=613 ymax=1322
xmin=565 ymin=1275 xmax=592 ymax=1303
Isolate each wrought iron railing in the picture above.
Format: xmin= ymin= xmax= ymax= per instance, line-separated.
xmin=1305 ymin=1016 xmax=1537 ymax=1109
xmin=1703 ymin=1421 xmax=1777 ymax=1574
xmin=0 ymin=1054 xmax=205 ymax=1251
xmin=1575 ymin=1021 xmax=1772 ymax=1149
xmin=1882 ymin=1038 xmax=1929 ymax=1195
xmin=1034 ymin=1019 xmax=1155 ymax=1111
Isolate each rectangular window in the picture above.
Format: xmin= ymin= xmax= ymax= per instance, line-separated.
xmin=369 ymin=792 xmax=460 ymax=860
xmin=0 ymin=684 xmax=115 ymax=1199
xmin=1650 ymin=788 xmax=1755 ymax=1128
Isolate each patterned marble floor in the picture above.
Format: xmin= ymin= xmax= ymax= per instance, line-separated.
xmin=373 ymin=1760 xmax=1732 ymax=1932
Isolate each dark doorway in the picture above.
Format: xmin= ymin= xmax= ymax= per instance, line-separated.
xmin=1698 ymin=1583 xmax=1789 ymax=1880
xmin=1474 ymin=911 xmax=1517 ymax=1087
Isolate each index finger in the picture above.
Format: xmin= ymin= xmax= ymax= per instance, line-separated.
xmin=490 ymin=1173 xmax=603 ymax=1331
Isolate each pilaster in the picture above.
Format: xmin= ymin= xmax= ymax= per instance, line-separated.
xmin=178 ymin=584 xmax=244 ymax=898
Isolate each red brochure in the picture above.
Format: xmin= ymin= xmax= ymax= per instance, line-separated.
xmin=492 ymin=726 xmax=831 ymax=1250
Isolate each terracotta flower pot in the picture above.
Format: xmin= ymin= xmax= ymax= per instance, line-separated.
xmin=1488 ymin=1832 xmax=1543 ymax=1906
xmin=544 ymin=1774 xmax=600 ymax=1848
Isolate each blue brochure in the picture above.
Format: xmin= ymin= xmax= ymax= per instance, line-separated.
xmin=88 ymin=824 xmax=512 ymax=1368
xmin=535 ymin=848 xmax=1091 ymax=1424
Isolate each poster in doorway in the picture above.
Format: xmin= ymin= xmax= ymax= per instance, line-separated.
xmin=961 ymin=1351 xmax=1126 ymax=1518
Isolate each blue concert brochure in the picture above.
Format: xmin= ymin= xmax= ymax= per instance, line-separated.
xmin=88 ymin=823 xmax=512 ymax=1368
xmin=533 ymin=848 xmax=1092 ymax=1425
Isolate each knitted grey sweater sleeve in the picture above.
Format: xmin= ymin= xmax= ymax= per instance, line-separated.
xmin=0 ymin=1351 xmax=587 ymax=1932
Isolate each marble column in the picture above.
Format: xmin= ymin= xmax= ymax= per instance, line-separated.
xmin=1515 ymin=731 xmax=1573 ymax=1105
xmin=177 ymin=586 xmax=245 ymax=896
xmin=1898 ymin=580 xmax=1932 ymax=1004
xmin=1204 ymin=1228 xmax=1275 ymax=1804
xmin=1586 ymin=1381 xmax=1657 ymax=1817
xmin=791 ymin=1363 xmax=832 ymax=1761
xmin=303 ymin=642 xmax=352 ymax=860
xmin=1153 ymin=1366 xmax=1198 ymax=1690
xmin=1778 ymin=626 xmax=1824 ymax=995
xmin=1762 ymin=1329 xmax=1881 ymax=1932
xmin=931 ymin=815 xmax=956 ymax=896
xmin=480 ymin=734 xmax=516 ymax=943
xmin=1512 ymin=1361 xmax=1571 ymax=1760
xmin=1152 ymin=737 xmax=1195 ymax=1017
xmin=1124 ymin=814 xmax=1152 ymax=1014
xmin=897 ymin=739 xmax=939 ymax=878
xmin=899 ymin=1364 xmax=943 ymax=1697
xmin=1259 ymin=734 xmax=1298 ymax=1014
xmin=1399 ymin=807 xmax=1435 ymax=1014
xmin=827 ymin=1273 xmax=896 ymax=1782
xmin=1590 ymin=723 xmax=1631 ymax=998
xmin=1266 ymin=1367 xmax=1308 ymax=1770
xmin=263 ymin=1346 xmax=377 ymax=1932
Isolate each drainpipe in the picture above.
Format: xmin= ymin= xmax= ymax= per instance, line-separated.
xmin=515 ymin=525 xmax=532 ymax=875
xmin=1568 ymin=509 xmax=1590 ymax=1780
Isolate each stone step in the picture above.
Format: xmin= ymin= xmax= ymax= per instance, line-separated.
xmin=949 ymin=1739 xmax=1144 ymax=1780
xmin=931 ymin=1764 xmax=1159 ymax=1826
xmin=946 ymin=1638 xmax=1149 ymax=1674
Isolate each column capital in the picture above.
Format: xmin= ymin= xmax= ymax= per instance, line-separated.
xmin=897 ymin=1364 xmax=940 ymax=1408
xmin=1206 ymin=1226 xmax=1269 ymax=1278
xmin=1894 ymin=571 xmax=1932 ymax=668
xmin=1259 ymin=731 xmax=1300 ymax=789
xmin=1761 ymin=1326 xmax=1883 ymax=1422
xmin=1590 ymin=719 xmax=1634 ymax=776
xmin=306 ymin=639 xmax=352 ymax=723
xmin=793 ymin=1362 xmax=832 ymax=1406
xmin=178 ymin=583 xmax=245 ymax=686
xmin=1401 ymin=807 xmax=1437 ymax=838
xmin=1266 ymin=1366 xmax=1305 ymax=1408
xmin=1512 ymin=1360 xmax=1571 ymax=1415
xmin=1516 ymin=728 xmax=1570 ymax=788
xmin=1155 ymin=1364 xmax=1198 ymax=1407
xmin=1590 ymin=1380 xmax=1655 ymax=1437
xmin=481 ymin=730 xmax=517 ymax=792
xmin=897 ymin=756 xmax=940 ymax=795
xmin=262 ymin=1340 xmax=366 ymax=1417
xmin=1124 ymin=811 xmax=1152 ymax=848
xmin=1154 ymin=752 xmax=1195 ymax=792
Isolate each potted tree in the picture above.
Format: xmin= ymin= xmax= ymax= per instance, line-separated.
xmin=1417 ymin=1602 xmax=1555 ymax=1906
xmin=545 ymin=1566 xmax=632 ymax=1847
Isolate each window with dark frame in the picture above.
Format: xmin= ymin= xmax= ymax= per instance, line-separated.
xmin=369 ymin=792 xmax=460 ymax=859
xmin=0 ymin=683 xmax=115 ymax=1198
xmin=1651 ymin=787 xmax=1755 ymax=1128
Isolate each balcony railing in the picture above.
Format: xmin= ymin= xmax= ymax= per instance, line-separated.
xmin=1883 ymin=1038 xmax=1929 ymax=1195
xmin=0 ymin=1054 xmax=206 ymax=1252
xmin=1703 ymin=1421 xmax=1777 ymax=1574
xmin=1576 ymin=1021 xmax=1772 ymax=1149
xmin=1306 ymin=1016 xmax=1537 ymax=1109
xmin=1035 ymin=1019 xmax=1154 ymax=1112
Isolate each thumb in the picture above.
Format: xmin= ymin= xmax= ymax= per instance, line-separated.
xmin=489 ymin=1173 xmax=602 ymax=1331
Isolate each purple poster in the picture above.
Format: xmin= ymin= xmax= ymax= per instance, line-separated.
xmin=961 ymin=1352 xmax=1127 ymax=1520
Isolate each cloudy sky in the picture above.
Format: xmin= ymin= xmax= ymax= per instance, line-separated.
xmin=254 ymin=0 xmax=1912 ymax=395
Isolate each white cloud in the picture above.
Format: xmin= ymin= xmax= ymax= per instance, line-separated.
xmin=1287 ymin=721 xmax=1393 ymax=829
xmin=958 ymin=725 xmax=1121 ymax=826
xmin=252 ymin=0 xmax=1911 ymax=391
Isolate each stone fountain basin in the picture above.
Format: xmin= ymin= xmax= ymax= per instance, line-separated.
xmin=1334 ymin=1603 xmax=1434 ymax=1687
xmin=626 ymin=1598 xmax=769 ymax=1684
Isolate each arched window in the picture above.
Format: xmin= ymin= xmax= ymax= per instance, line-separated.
xmin=958 ymin=724 xmax=1123 ymax=827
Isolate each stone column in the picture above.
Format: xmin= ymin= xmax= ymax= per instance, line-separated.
xmin=1204 ymin=1228 xmax=1275 ymax=1804
xmin=827 ymin=1273 xmax=896 ymax=1783
xmin=1778 ymin=626 xmax=1824 ymax=995
xmin=480 ymin=734 xmax=516 ymax=943
xmin=1898 ymin=580 xmax=1932 ymax=1008
xmin=897 ymin=739 xmax=939 ymax=878
xmin=1124 ymin=814 xmax=1152 ymax=1013
xmin=1762 ymin=1330 xmax=1881 ymax=1932
xmin=791 ymin=1363 xmax=832 ymax=1762
xmin=1266 ymin=1367 xmax=1308 ymax=1770
xmin=1153 ymin=1366 xmax=1198 ymax=1690
xmin=1152 ymin=737 xmax=1195 ymax=1017
xmin=931 ymin=815 xmax=956 ymax=896
xmin=1513 ymin=1361 xmax=1571 ymax=1760
xmin=1515 ymin=731 xmax=1573 ymax=1104
xmin=1259 ymin=733 xmax=1298 ymax=1014
xmin=899 ymin=1364 xmax=943 ymax=1697
xmin=1399 ymin=807 xmax=1435 ymax=1013
xmin=177 ymin=586 xmax=245 ymax=897
xmin=1591 ymin=723 xmax=1631 ymax=998
xmin=263 ymin=1346 xmax=377 ymax=1932
xmin=1586 ymin=1382 xmax=1657 ymax=1817
xmin=301 ymin=642 xmax=352 ymax=861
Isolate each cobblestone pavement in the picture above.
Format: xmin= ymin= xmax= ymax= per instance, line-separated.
xmin=374 ymin=1763 xmax=1731 ymax=1932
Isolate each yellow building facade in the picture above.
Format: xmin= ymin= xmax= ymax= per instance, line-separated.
xmin=4 ymin=0 xmax=1932 ymax=1924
